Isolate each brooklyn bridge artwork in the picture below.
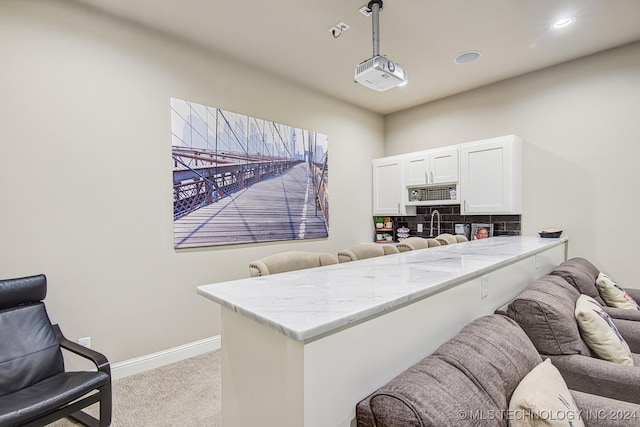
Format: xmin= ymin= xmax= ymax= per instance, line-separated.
xmin=171 ymin=98 xmax=329 ymax=248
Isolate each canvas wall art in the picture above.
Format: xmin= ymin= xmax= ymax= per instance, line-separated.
xmin=171 ymin=98 xmax=329 ymax=248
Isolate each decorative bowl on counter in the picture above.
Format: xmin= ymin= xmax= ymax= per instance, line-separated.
xmin=397 ymin=227 xmax=410 ymax=241
xmin=539 ymin=228 xmax=563 ymax=238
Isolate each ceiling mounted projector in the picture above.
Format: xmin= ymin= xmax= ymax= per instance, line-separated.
xmin=355 ymin=0 xmax=408 ymax=91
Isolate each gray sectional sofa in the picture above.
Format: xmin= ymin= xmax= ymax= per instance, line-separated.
xmin=356 ymin=258 xmax=640 ymax=426
xmin=504 ymin=273 xmax=640 ymax=405
xmin=356 ymin=314 xmax=640 ymax=426
xmin=550 ymin=257 xmax=640 ymax=322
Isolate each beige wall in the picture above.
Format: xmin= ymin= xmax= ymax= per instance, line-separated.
xmin=0 ymin=0 xmax=383 ymax=362
xmin=385 ymin=41 xmax=640 ymax=286
xmin=3 ymin=0 xmax=638 ymax=364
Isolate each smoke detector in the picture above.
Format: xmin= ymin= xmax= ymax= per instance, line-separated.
xmin=354 ymin=0 xmax=408 ymax=91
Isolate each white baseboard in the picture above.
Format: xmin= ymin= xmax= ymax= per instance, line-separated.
xmin=111 ymin=335 xmax=221 ymax=380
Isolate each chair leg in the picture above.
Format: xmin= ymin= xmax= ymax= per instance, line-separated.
xmin=68 ymin=411 xmax=99 ymax=427
xmin=68 ymin=385 xmax=111 ymax=427
xmin=99 ymin=383 xmax=112 ymax=427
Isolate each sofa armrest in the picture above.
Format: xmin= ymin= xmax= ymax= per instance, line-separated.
xmin=355 ymin=393 xmax=376 ymax=427
xmin=604 ymin=306 xmax=640 ymax=322
xmin=548 ymin=354 xmax=640 ymax=405
xmin=625 ymin=287 xmax=640 ymax=302
xmin=571 ymin=390 xmax=640 ymax=427
xmin=612 ymin=318 xmax=640 ymax=353
xmin=494 ymin=302 xmax=510 ymax=316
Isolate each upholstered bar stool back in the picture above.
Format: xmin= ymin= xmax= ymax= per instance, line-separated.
xmin=249 ymin=251 xmax=338 ymax=277
xmin=338 ymin=244 xmax=399 ymax=263
xmin=435 ymin=233 xmax=458 ymax=245
xmin=396 ymin=237 xmax=440 ymax=253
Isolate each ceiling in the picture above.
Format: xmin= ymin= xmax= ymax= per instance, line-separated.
xmin=73 ymin=0 xmax=640 ymax=115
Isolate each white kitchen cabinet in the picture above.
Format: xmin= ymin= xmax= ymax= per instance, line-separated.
xmin=372 ymin=156 xmax=416 ymax=216
xmin=404 ymin=147 xmax=459 ymax=186
xmin=459 ymin=135 xmax=522 ymax=215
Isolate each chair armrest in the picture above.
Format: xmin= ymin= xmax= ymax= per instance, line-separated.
xmin=612 ymin=318 xmax=640 ymax=353
xmin=571 ymin=390 xmax=640 ymax=427
xmin=604 ymin=306 xmax=640 ymax=322
xmin=547 ymin=354 xmax=640 ymax=405
xmin=53 ymin=324 xmax=111 ymax=376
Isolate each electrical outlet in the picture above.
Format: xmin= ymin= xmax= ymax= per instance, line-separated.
xmin=78 ymin=337 xmax=91 ymax=348
xmin=481 ymin=275 xmax=489 ymax=299
xmin=417 ymin=223 xmax=423 ymax=233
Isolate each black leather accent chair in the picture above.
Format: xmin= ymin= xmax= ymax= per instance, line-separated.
xmin=0 ymin=274 xmax=112 ymax=427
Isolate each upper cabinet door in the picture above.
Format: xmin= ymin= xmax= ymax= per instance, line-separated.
xmin=404 ymin=147 xmax=459 ymax=186
xmin=460 ymin=135 xmax=522 ymax=215
xmin=429 ymin=148 xmax=458 ymax=184
xmin=373 ymin=156 xmax=415 ymax=216
xmin=404 ymin=152 xmax=429 ymax=186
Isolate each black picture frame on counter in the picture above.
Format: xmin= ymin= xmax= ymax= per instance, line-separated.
xmin=472 ymin=223 xmax=493 ymax=240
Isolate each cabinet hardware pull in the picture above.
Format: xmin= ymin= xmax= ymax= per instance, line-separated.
xmin=430 ymin=171 xmax=434 ymax=183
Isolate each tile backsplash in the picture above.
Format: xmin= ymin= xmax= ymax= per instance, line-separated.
xmin=392 ymin=205 xmax=521 ymax=238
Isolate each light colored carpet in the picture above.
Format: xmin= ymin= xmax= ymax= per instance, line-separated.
xmin=50 ymin=350 xmax=221 ymax=426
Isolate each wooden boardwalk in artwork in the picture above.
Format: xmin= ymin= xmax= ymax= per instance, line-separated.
xmin=174 ymin=162 xmax=328 ymax=248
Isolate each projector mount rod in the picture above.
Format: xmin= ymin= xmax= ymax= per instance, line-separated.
xmin=368 ymin=0 xmax=383 ymax=57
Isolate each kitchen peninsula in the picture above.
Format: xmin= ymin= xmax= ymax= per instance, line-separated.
xmin=197 ymin=236 xmax=568 ymax=427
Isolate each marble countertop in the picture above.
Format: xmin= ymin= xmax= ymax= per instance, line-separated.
xmin=197 ymin=236 xmax=567 ymax=342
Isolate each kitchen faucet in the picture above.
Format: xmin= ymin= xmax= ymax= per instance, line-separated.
xmin=430 ymin=210 xmax=441 ymax=237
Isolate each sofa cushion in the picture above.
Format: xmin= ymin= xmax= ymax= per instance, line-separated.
xmin=508 ymin=358 xmax=584 ymax=427
xmin=596 ymin=272 xmax=640 ymax=310
xmin=550 ymin=258 xmax=605 ymax=304
xmin=575 ymin=295 xmax=634 ymax=366
xmin=507 ymin=275 xmax=592 ymax=356
xmin=433 ymin=315 xmax=542 ymax=412
xmin=365 ymin=315 xmax=541 ymax=427
xmin=369 ymin=356 xmax=501 ymax=426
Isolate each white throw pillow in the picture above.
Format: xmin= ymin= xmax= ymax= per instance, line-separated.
xmin=574 ymin=294 xmax=634 ymax=366
xmin=595 ymin=272 xmax=640 ymax=310
xmin=508 ymin=358 xmax=584 ymax=427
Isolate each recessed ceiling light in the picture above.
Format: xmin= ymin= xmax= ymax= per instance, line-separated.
xmin=552 ymin=17 xmax=575 ymax=29
xmin=454 ymin=51 xmax=481 ymax=65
